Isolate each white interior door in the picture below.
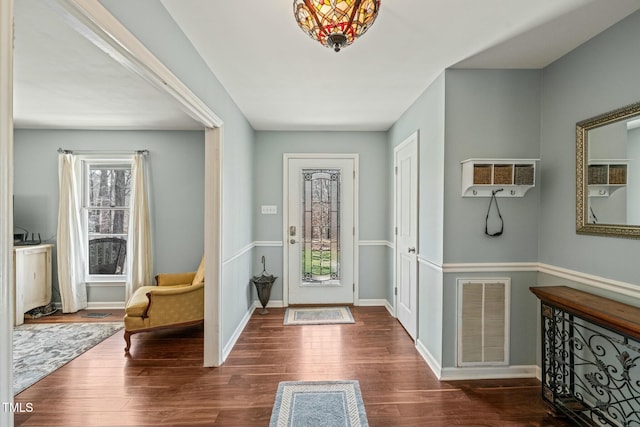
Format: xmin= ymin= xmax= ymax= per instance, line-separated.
xmin=286 ymin=157 xmax=355 ymax=305
xmin=395 ymin=133 xmax=418 ymax=339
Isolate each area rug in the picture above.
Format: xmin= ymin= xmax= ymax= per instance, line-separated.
xmin=270 ymin=380 xmax=369 ymax=427
xmin=13 ymin=322 xmax=123 ymax=395
xmin=283 ymin=307 xmax=355 ymax=326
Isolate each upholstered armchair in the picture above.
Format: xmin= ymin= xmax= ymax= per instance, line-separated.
xmin=123 ymin=257 xmax=204 ymax=352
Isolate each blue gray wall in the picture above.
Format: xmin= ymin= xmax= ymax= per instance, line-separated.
xmin=442 ymin=69 xmax=542 ymax=368
xmin=99 ymin=0 xmax=255 ymax=349
xmin=388 ymin=69 xmax=544 ymax=369
xmin=14 ymin=129 xmax=205 ymax=305
xmin=539 ymin=9 xmax=640 ymax=288
xmin=444 ymin=69 xmax=541 ymax=263
xmin=388 ymin=72 xmax=446 ymax=366
xmin=387 ymin=9 xmax=640 ymax=374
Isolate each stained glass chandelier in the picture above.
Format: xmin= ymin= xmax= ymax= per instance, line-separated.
xmin=293 ymin=0 xmax=381 ymax=52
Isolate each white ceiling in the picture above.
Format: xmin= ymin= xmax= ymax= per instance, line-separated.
xmin=13 ymin=0 xmax=640 ymax=131
xmin=13 ymin=0 xmax=201 ymax=130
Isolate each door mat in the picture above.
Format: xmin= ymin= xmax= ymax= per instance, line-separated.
xmin=283 ymin=306 xmax=354 ymax=325
xmin=270 ymin=380 xmax=368 ymax=427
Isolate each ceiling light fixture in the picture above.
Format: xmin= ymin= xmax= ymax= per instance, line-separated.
xmin=293 ymin=0 xmax=380 ymax=52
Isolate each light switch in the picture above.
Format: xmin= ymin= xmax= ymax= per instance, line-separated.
xmin=261 ymin=205 xmax=277 ymax=215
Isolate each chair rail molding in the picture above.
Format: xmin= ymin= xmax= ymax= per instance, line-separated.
xmin=223 ymin=242 xmax=255 ymax=266
xmin=538 ymin=262 xmax=640 ymax=300
xmin=439 ymin=262 xmax=638 ymax=300
xmin=417 ymin=256 xmax=444 ymax=272
xmin=358 ymin=240 xmax=393 ymax=247
xmin=442 ymin=262 xmax=539 ymax=273
xmin=254 ymin=240 xmax=392 ymax=248
xmin=254 ymin=241 xmax=284 ymax=247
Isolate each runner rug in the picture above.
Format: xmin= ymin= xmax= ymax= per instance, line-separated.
xmin=269 ymin=380 xmax=369 ymax=427
xmin=283 ymin=306 xmax=355 ymax=325
xmin=13 ymin=322 xmax=123 ymax=395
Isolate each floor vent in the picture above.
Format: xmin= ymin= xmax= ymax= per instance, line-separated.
xmin=457 ymin=278 xmax=510 ymax=367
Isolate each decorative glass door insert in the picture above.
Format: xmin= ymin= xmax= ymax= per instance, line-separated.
xmin=302 ymin=169 xmax=341 ymax=285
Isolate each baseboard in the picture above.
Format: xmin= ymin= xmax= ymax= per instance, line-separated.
xmin=358 ymin=299 xmax=388 ymax=307
xmin=86 ymin=301 xmax=125 ymax=310
xmin=384 ymin=300 xmax=394 ymax=316
xmin=251 ymin=300 xmax=390 ymax=309
xmin=222 ymin=305 xmax=254 ymax=362
xmin=416 ymin=339 xmax=442 ymax=379
xmin=439 ymin=365 xmax=538 ymax=381
xmin=253 ymin=300 xmax=284 ymax=308
xmin=536 ymin=365 xmax=542 ymax=381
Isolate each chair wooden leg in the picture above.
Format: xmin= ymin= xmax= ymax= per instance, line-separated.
xmin=124 ymin=331 xmax=132 ymax=352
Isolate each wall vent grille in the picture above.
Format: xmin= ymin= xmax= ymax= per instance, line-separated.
xmin=457 ymin=278 xmax=510 ymax=366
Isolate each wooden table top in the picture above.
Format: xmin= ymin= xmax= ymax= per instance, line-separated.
xmin=530 ymin=285 xmax=640 ymax=341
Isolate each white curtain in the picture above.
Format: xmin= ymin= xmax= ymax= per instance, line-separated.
xmin=57 ymin=153 xmax=87 ymax=313
xmin=126 ymin=153 xmax=153 ymax=302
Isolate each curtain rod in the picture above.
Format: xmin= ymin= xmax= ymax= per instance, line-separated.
xmin=57 ymin=148 xmax=149 ymax=155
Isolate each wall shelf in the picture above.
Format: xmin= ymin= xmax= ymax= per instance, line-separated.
xmin=587 ymin=160 xmax=628 ymax=197
xmin=461 ymin=159 xmax=539 ymax=197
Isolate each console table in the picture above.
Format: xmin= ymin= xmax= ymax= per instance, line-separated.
xmin=530 ymin=286 xmax=640 ymax=426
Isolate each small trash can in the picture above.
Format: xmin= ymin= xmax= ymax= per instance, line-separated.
xmin=251 ymin=256 xmax=277 ymax=315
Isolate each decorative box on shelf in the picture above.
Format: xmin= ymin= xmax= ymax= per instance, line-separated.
xmin=461 ymin=158 xmax=539 ymax=197
xmin=587 ymin=160 xmax=628 ymax=197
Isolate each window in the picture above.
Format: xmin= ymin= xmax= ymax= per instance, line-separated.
xmin=83 ymin=159 xmax=132 ymax=279
xmin=301 ymin=168 xmax=341 ymax=284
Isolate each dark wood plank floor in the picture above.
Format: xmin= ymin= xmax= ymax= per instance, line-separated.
xmin=14 ymin=306 xmax=569 ymax=426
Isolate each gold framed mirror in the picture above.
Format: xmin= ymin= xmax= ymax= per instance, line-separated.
xmin=576 ymin=101 xmax=640 ymax=238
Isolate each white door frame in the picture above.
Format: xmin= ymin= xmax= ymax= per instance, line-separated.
xmin=282 ymin=153 xmax=359 ymax=307
xmin=9 ymin=0 xmax=226 ymax=368
xmin=1 ymin=0 xmax=15 ymax=423
xmin=393 ymin=131 xmax=419 ymax=338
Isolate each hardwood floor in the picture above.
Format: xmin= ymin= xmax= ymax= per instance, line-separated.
xmin=14 ymin=307 xmax=570 ymax=426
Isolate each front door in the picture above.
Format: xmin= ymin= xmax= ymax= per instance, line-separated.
xmin=286 ymin=156 xmax=356 ymax=305
xmin=395 ymin=132 xmax=418 ymax=339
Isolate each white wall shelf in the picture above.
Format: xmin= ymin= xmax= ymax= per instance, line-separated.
xmin=587 ymin=160 xmax=628 ymax=197
xmin=461 ymin=159 xmax=539 ymax=197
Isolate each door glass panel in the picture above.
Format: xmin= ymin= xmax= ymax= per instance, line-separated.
xmin=302 ymin=169 xmax=340 ymax=285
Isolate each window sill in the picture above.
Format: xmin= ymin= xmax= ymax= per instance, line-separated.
xmin=86 ymin=276 xmax=126 ymax=286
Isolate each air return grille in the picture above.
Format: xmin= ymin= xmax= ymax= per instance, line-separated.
xmin=457 ymin=278 xmax=510 ymax=366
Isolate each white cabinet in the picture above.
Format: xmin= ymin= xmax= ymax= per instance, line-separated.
xmin=461 ymin=158 xmax=539 ymax=197
xmin=13 ymin=244 xmax=53 ymax=326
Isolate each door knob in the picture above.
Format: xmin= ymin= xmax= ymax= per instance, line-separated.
xmin=408 ymin=247 xmax=416 ymax=253
xmin=290 ymin=239 xmax=298 ymax=244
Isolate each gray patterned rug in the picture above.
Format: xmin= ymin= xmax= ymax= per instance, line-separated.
xmin=270 ymin=380 xmax=369 ymax=427
xmin=13 ymin=322 xmax=123 ymax=395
